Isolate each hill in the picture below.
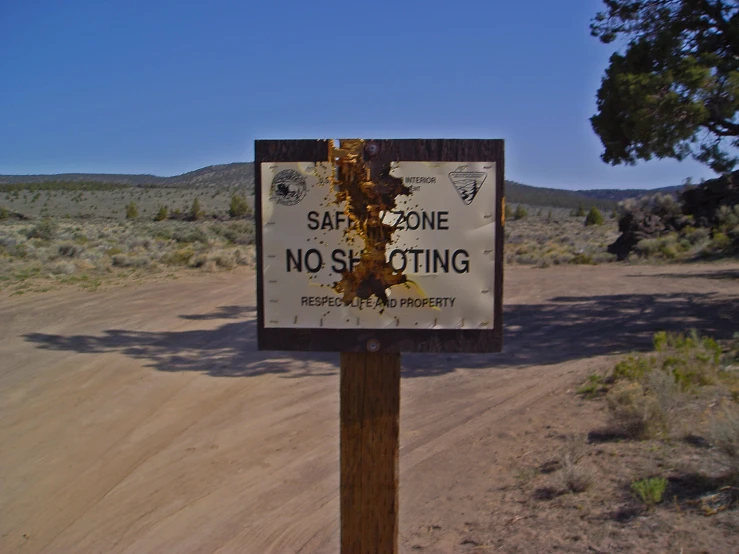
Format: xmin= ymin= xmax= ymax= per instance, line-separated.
xmin=0 ymin=163 xmax=254 ymax=190
xmin=575 ymin=185 xmax=683 ymax=202
xmin=164 ymin=163 xmax=254 ymax=188
xmin=0 ymin=172 xmax=164 ymax=186
xmin=505 ymin=181 xmax=617 ymax=211
xmin=2 ymin=163 xmax=687 ymax=211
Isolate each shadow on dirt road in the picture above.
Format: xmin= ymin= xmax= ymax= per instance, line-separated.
xmin=23 ymin=291 xmax=739 ymax=378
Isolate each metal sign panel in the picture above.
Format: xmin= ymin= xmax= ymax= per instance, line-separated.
xmin=255 ymin=139 xmax=504 ymax=353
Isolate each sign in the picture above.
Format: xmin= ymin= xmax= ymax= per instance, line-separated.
xmin=255 ymin=139 xmax=504 ymax=353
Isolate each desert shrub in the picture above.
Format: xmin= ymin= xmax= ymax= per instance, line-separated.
xmin=0 ymin=206 xmax=8 ymax=220
xmin=112 ymin=254 xmax=151 ymax=268
xmin=0 ymin=235 xmax=18 ymax=250
xmin=577 ymin=374 xmax=607 ymax=398
xmin=10 ymin=242 xmax=30 ymax=258
xmin=607 ymin=381 xmax=667 ymax=438
xmin=233 ymin=248 xmax=253 ymax=266
xmin=57 ymin=242 xmax=83 ymax=258
xmin=209 ymin=250 xmax=236 ymax=269
xmin=573 ymin=204 xmax=586 ymax=217
xmin=642 ymin=368 xmax=683 ymax=416
xmin=513 ymin=204 xmax=528 ymax=220
xmin=653 ymin=330 xmax=720 ymax=389
xmin=188 ymin=253 xmax=208 ymax=268
xmin=716 ymin=205 xmax=739 ymax=233
xmin=585 ymin=207 xmax=604 ymax=226
xmin=124 ymin=202 xmax=139 ymax=220
xmin=50 ymin=260 xmax=76 ymax=275
xmin=125 ymin=235 xmax=152 ymax=250
xmin=560 ymin=458 xmax=594 ymax=493
xmin=555 ymin=435 xmax=593 ymax=492
xmin=172 ymin=227 xmax=208 ymax=244
xmin=154 ymin=205 xmax=168 ymax=221
xmin=26 ymin=219 xmax=57 ymax=241
xmin=571 ymin=252 xmax=596 ymax=265
xmin=605 ymin=331 xmax=727 ymax=438
xmin=631 ymin=477 xmax=667 ymax=507
xmin=683 ymin=225 xmax=711 ymax=245
xmin=613 ymin=355 xmax=654 ymax=382
xmin=634 ymin=234 xmax=679 ymax=259
xmin=613 ymin=331 xmax=720 ymax=389
xmin=229 ymin=193 xmax=252 ymax=218
xmin=708 ymin=232 xmax=732 ymax=253
xmin=161 ymin=247 xmax=195 ymax=266
xmin=708 ymin=407 xmax=739 ymax=476
xmin=213 ymin=221 xmax=255 ymax=245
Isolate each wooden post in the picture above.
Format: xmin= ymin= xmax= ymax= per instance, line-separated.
xmin=340 ymin=352 xmax=401 ymax=554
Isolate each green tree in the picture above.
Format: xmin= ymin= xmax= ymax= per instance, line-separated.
xmin=189 ymin=198 xmax=204 ymax=221
xmin=154 ymin=205 xmax=169 ymax=221
xmin=591 ymin=1 xmax=739 ymax=173
xmin=585 ymin=206 xmax=605 ymax=226
xmin=125 ymin=202 xmax=138 ymax=220
xmin=573 ymin=203 xmax=586 ymax=217
xmin=513 ymin=204 xmax=528 ymax=220
xmin=229 ymin=193 xmax=252 ymax=218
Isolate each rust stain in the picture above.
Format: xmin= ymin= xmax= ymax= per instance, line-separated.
xmin=329 ymin=139 xmax=411 ymax=306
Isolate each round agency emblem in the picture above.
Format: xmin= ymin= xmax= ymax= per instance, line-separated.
xmin=271 ymin=169 xmax=307 ymax=206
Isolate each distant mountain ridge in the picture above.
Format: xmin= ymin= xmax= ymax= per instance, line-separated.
xmin=575 ymin=185 xmax=683 ymax=202
xmin=2 ymin=163 xmax=683 ymax=210
xmin=0 ymin=162 xmax=255 ymax=189
xmin=504 ymin=181 xmax=617 ymax=211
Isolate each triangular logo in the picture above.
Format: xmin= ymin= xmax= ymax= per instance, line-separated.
xmin=449 ymin=166 xmax=486 ymax=205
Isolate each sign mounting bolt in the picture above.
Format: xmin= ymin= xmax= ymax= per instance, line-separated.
xmin=367 ymin=339 xmax=381 ymax=352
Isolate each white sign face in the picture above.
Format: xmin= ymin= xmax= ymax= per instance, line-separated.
xmin=261 ymin=161 xmax=496 ymax=329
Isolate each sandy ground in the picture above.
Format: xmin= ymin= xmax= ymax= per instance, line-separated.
xmin=1 ymin=263 xmax=738 ymax=553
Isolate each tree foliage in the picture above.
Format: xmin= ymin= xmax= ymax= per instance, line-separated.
xmin=229 ymin=193 xmax=252 ymax=218
xmin=585 ymin=206 xmax=605 ymax=226
xmin=125 ymin=202 xmax=138 ymax=220
xmin=591 ymin=0 xmax=739 ymax=173
xmin=513 ymin=204 xmax=528 ymax=220
xmin=189 ymin=198 xmax=203 ymax=221
xmin=154 ymin=205 xmax=168 ymax=221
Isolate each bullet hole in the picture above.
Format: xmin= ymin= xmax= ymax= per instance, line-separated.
xmin=329 ymin=139 xmax=412 ymax=306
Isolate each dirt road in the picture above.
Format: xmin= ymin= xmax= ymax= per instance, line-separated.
xmin=1 ymin=263 xmax=738 ymax=553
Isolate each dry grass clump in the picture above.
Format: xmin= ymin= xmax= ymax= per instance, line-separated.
xmin=560 ymin=459 xmax=595 ymax=493
xmin=708 ymin=406 xmax=739 ymax=477
xmin=558 ymin=435 xmax=594 ymax=493
xmin=607 ymin=381 xmax=668 ymax=439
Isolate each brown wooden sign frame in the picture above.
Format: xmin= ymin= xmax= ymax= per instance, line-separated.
xmin=255 ymin=138 xmax=504 ymax=353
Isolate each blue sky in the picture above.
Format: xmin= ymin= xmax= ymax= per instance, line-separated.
xmin=0 ymin=0 xmax=716 ymax=190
